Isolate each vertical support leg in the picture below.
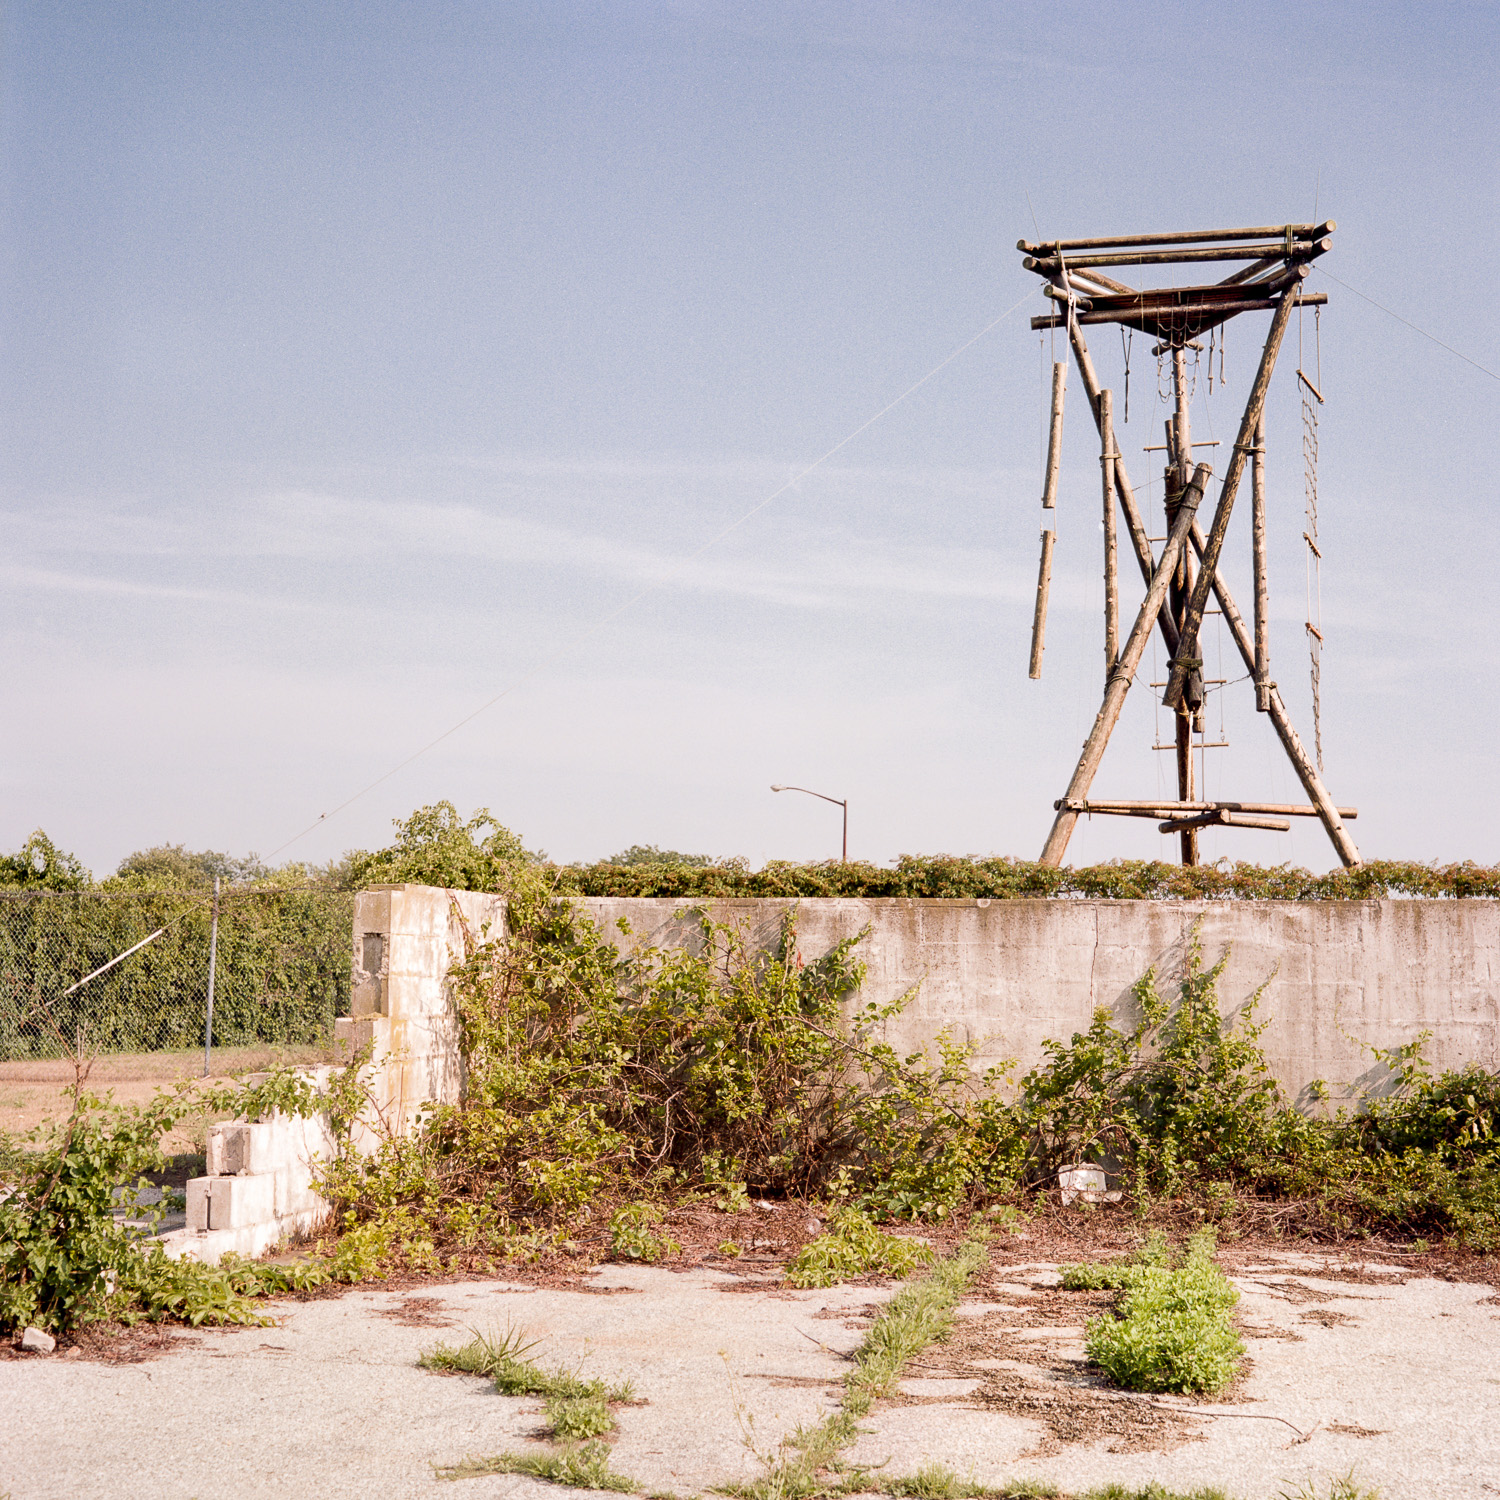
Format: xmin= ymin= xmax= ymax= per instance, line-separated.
xmin=1100 ymin=388 xmax=1119 ymax=682
xmin=1040 ymin=463 xmax=1211 ymax=867
xmin=1252 ymin=412 xmax=1271 ymax=711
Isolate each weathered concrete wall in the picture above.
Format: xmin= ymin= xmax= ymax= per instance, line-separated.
xmin=577 ymin=898 xmax=1500 ymax=1104
xmin=337 ymin=883 xmax=505 ymax=1143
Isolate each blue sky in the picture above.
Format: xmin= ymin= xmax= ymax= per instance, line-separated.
xmin=3 ymin=0 xmax=1497 ymax=874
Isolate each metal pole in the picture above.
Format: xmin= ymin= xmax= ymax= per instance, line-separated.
xmin=203 ymin=875 xmax=220 ymax=1078
xmin=842 ymin=802 xmax=848 ymax=864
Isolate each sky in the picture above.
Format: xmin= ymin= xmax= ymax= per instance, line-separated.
xmin=2 ymin=0 xmax=1497 ymax=877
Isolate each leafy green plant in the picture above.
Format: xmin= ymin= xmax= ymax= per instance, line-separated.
xmin=784 ymin=1208 xmax=934 ymax=1289
xmin=419 ymin=1324 xmax=540 ymax=1377
xmin=0 ymin=1055 xmax=347 ymax=1334
xmin=1072 ymin=1230 xmax=1244 ymax=1395
xmin=545 ymin=1392 xmax=614 ymax=1441
xmin=553 ymin=849 xmax=1500 ymax=903
xmin=609 ymin=1202 xmax=681 ymax=1264
xmin=325 ymin=882 xmax=1021 ymax=1263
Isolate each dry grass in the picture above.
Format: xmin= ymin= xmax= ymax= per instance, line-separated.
xmin=0 ymin=1043 xmax=337 ymax=1152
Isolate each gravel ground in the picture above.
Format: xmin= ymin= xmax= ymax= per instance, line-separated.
xmin=3 ymin=1252 xmax=1497 ymax=1500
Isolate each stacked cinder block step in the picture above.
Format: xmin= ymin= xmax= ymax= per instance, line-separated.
xmin=161 ymin=1072 xmax=337 ymax=1265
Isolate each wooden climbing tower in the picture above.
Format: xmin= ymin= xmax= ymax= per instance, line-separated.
xmin=1020 ymin=222 xmax=1361 ymax=869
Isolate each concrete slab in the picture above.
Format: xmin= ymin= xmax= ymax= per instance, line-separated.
xmin=1 ymin=1257 xmax=1496 ymax=1499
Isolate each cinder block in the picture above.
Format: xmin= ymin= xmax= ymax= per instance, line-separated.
xmin=205 ymin=1172 xmax=276 ymax=1231
xmin=185 ymin=1177 xmax=213 ymax=1231
xmin=206 ymin=1123 xmax=252 ymax=1176
xmin=335 ymin=1015 xmax=386 ymax=1060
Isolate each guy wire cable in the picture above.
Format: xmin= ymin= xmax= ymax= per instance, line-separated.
xmin=261 ymin=290 xmax=1039 ymax=862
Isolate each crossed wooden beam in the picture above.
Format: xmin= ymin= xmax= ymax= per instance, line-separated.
xmin=1021 ymin=224 xmax=1360 ymax=869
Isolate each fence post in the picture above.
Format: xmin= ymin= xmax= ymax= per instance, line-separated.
xmin=203 ymin=876 xmax=220 ymax=1077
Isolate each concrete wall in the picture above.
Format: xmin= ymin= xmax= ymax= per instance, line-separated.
xmin=336 ymin=883 xmax=505 ymax=1143
xmin=576 ymin=898 xmax=1500 ymax=1104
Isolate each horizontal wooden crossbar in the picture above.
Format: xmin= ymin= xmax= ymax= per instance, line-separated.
xmin=1018 ymin=222 xmax=1335 ymax=255
xmin=1159 ymin=811 xmax=1292 ymax=834
xmin=1057 ymin=799 xmax=1358 ymax=820
xmin=1029 ymin=292 xmax=1327 ymax=334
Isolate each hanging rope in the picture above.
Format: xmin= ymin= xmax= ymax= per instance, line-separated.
xmin=1299 ymin=310 xmax=1326 ymax=770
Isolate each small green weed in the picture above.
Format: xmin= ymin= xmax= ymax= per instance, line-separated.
xmin=435 ymin=1441 xmax=636 ymax=1490
xmin=1060 ymin=1231 xmax=1173 ymax=1290
xmin=784 ymin=1208 xmax=934 ymax=1290
xmin=1079 ymin=1487 xmax=1232 ymax=1500
xmin=884 ymin=1463 xmax=1057 ymax=1499
xmin=1277 ymin=1477 xmax=1382 ymax=1500
xmin=545 ymin=1392 xmax=614 ymax=1442
xmin=845 ymin=1237 xmax=987 ymax=1414
xmin=1074 ymin=1231 xmax=1244 ymax=1395
xmin=419 ymin=1324 xmax=540 ymax=1378
xmin=419 ymin=1327 xmax=633 ymax=1418
xmin=610 ymin=1202 xmax=681 ymax=1264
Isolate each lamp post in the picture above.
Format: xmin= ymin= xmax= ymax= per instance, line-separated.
xmin=770 ymin=784 xmax=848 ymax=863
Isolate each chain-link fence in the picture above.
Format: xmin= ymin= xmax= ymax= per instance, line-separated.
xmin=0 ymin=888 xmax=355 ymax=1060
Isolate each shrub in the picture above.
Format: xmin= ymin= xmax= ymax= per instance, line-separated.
xmin=784 ymin=1207 xmax=934 ymax=1289
xmin=1078 ymin=1230 xmax=1244 ymax=1395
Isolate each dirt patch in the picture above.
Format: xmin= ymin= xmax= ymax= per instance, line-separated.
xmin=3 ymin=1320 xmax=205 ymax=1365
xmin=373 ymin=1295 xmax=458 ymax=1328
xmin=1299 ymin=1307 xmax=1358 ymax=1327
xmin=973 ymin=1369 xmax=1201 ymax=1457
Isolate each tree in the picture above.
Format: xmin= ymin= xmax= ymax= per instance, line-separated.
xmin=344 ymin=802 xmax=544 ymax=892
xmin=0 ymin=831 xmax=92 ymax=891
xmin=113 ymin=845 xmax=268 ymax=889
xmin=599 ymin=844 xmax=716 ymax=867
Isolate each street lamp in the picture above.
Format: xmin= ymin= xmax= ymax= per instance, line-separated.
xmin=770 ymin=784 xmax=848 ymax=863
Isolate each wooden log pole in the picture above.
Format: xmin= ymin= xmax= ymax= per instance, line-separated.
xmin=1159 ymin=812 xmax=1293 ymax=834
xmin=1041 ymin=361 xmax=1066 ymax=510
xmin=1029 ymin=291 xmax=1328 ymax=331
xmin=1065 ymin=322 xmax=1181 ymax=655
xmin=1100 ymin=388 xmax=1119 ymax=681
xmin=1164 ymin=286 xmax=1299 ymax=711
xmin=1029 ymin=528 xmax=1055 ymax=679
xmin=1018 ymin=222 xmax=1334 ymax=254
xmin=1067 ymin=799 xmax=1357 ymax=819
xmin=1169 ymin=355 xmax=1199 ymax=867
xmin=1252 ymin=411 xmax=1271 ymax=711
xmin=1039 ymin=462 xmax=1211 ymax=867
xmin=1026 ymin=239 xmax=1333 ymax=272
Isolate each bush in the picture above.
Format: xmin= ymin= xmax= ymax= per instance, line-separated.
xmin=1077 ymin=1230 xmax=1244 ymax=1395
xmin=0 ymin=1074 xmax=330 ymax=1334
xmin=785 ymin=1207 xmax=934 ymax=1288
